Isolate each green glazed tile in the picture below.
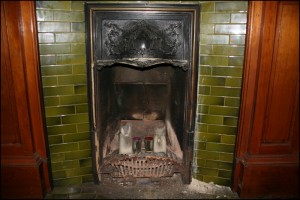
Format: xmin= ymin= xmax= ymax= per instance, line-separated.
xmin=43 ymin=86 xmax=74 ymax=96
xmin=79 ymin=140 xmax=91 ymax=150
xmin=73 ymin=65 xmax=87 ymax=74
xmin=196 ymin=123 xmax=208 ymax=132
xmin=79 ymin=158 xmax=93 ymax=167
xmin=223 ymin=117 xmax=239 ymax=126
xmin=47 ymin=124 xmax=77 ymax=135
xmin=65 ymin=166 xmax=93 ymax=178
xmin=219 ymin=152 xmax=234 ymax=162
xmin=231 ymin=13 xmax=248 ymax=23
xmin=36 ymin=1 xmax=71 ymax=10
xmin=58 ymin=75 xmax=87 ymax=85
xmin=218 ymin=170 xmax=232 ymax=179
xmin=61 ymin=113 xmax=89 ymax=124
xmin=198 ymin=95 xmax=224 ymax=105
xmin=38 ymin=33 xmax=55 ymax=43
xmin=211 ymin=86 xmax=241 ymax=97
xmin=46 ymin=117 xmax=61 ymax=126
xmin=44 ymin=97 xmax=60 ymax=107
xmin=55 ymin=33 xmax=85 ymax=43
xmin=51 ymin=160 xmax=80 ymax=171
xmin=203 ymin=175 xmax=230 ymax=186
xmin=200 ymin=115 xmax=223 ymax=125
xmin=40 ymin=55 xmax=56 ymax=65
xmin=209 ymin=106 xmax=239 ymax=117
xmin=200 ymin=55 xmax=228 ymax=66
xmin=48 ymin=135 xmax=63 ymax=145
xmin=200 ymin=76 xmax=226 ymax=86
xmin=53 ymin=177 xmax=82 ymax=187
xmin=198 ymin=86 xmax=211 ymax=95
xmin=39 ymin=44 xmax=71 ymax=55
xmin=36 ymin=10 xmax=53 ymax=21
xmin=200 ymin=35 xmax=229 ymax=45
xmin=195 ymin=150 xmax=220 ymax=160
xmin=228 ymin=56 xmax=244 ymax=66
xmin=205 ymin=160 xmax=232 ymax=170
xmin=53 ymin=11 xmax=84 ymax=22
xmin=41 ymin=65 xmax=73 ymax=76
xmin=74 ymin=85 xmax=87 ymax=95
xmin=215 ymin=24 xmax=246 ymax=35
xmin=198 ymin=132 xmax=221 ymax=142
xmin=71 ymin=43 xmax=86 ymax=54
xmin=52 ymin=171 xmax=66 ymax=179
xmin=221 ymin=135 xmax=236 ymax=145
xmin=77 ymin=123 xmax=90 ymax=133
xmin=230 ymin=35 xmax=246 ymax=45
xmin=50 ymin=153 xmax=66 ymax=162
xmin=60 ymin=94 xmax=88 ymax=105
xmin=71 ymin=22 xmax=85 ymax=32
xmin=199 ymin=24 xmax=214 ymax=34
xmin=212 ymin=46 xmax=245 ymax=56
xmin=71 ymin=1 xmax=84 ymax=11
xmin=224 ymin=97 xmax=241 ymax=107
xmin=225 ymin=77 xmax=242 ymax=87
xmin=63 ymin=132 xmax=90 ymax=143
xmin=196 ymin=167 xmax=219 ymax=176
xmin=192 ymin=174 xmax=204 ymax=181
xmin=206 ymin=142 xmax=234 ymax=153
xmin=199 ymin=66 xmax=212 ymax=75
xmin=82 ymin=174 xmax=94 ymax=183
xmin=42 ymin=76 xmax=58 ymax=87
xmin=215 ymin=2 xmax=248 ymax=12
xmin=56 ymin=55 xmax=86 ymax=65
xmin=199 ymin=45 xmax=213 ymax=55
xmin=38 ymin=22 xmax=70 ymax=32
xmin=50 ymin=185 xmax=82 ymax=194
xmin=208 ymin=125 xmax=237 ymax=135
xmin=197 ymin=105 xmax=209 ymax=114
xmin=196 ymin=158 xmax=206 ymax=167
xmin=50 ymin=143 xmax=79 ymax=154
xmin=76 ymin=104 xmax=88 ymax=113
xmin=201 ymin=13 xmax=230 ymax=23
xmin=194 ymin=141 xmax=206 ymax=150
xmin=200 ymin=2 xmax=215 ymax=12
xmin=45 ymin=106 xmax=76 ymax=117
xmin=65 ymin=149 xmax=91 ymax=160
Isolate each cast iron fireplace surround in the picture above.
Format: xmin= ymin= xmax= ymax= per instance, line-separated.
xmin=85 ymin=3 xmax=200 ymax=184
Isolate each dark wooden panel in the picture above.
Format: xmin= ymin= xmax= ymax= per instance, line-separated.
xmin=0 ymin=1 xmax=33 ymax=155
xmin=236 ymin=161 xmax=299 ymax=198
xmin=249 ymin=1 xmax=299 ymax=155
xmin=261 ymin=1 xmax=299 ymax=144
xmin=1 ymin=158 xmax=45 ymax=199
xmin=1 ymin=1 xmax=52 ymax=198
xmin=233 ymin=1 xmax=299 ymax=198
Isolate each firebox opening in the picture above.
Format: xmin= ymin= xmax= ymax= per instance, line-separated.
xmin=94 ymin=65 xmax=187 ymax=179
xmin=99 ymin=65 xmax=185 ymax=156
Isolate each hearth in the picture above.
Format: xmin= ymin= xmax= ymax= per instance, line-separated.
xmin=85 ymin=3 xmax=200 ymax=184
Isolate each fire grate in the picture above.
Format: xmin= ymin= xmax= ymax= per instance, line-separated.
xmin=101 ymin=151 xmax=182 ymax=178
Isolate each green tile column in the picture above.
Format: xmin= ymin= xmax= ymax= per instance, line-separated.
xmin=194 ymin=1 xmax=248 ymax=186
xmin=36 ymin=0 xmax=92 ymax=186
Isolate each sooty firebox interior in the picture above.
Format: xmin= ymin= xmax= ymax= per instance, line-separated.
xmin=85 ymin=3 xmax=200 ymax=184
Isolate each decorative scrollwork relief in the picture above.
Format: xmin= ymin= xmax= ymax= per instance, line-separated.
xmin=102 ymin=20 xmax=183 ymax=59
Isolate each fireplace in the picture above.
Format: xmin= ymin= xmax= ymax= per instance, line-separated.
xmin=85 ymin=3 xmax=200 ymax=184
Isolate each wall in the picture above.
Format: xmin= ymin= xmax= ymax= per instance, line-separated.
xmin=36 ymin=1 xmax=247 ymax=187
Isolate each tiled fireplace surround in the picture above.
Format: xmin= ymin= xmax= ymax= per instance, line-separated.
xmin=36 ymin=1 xmax=247 ymax=187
